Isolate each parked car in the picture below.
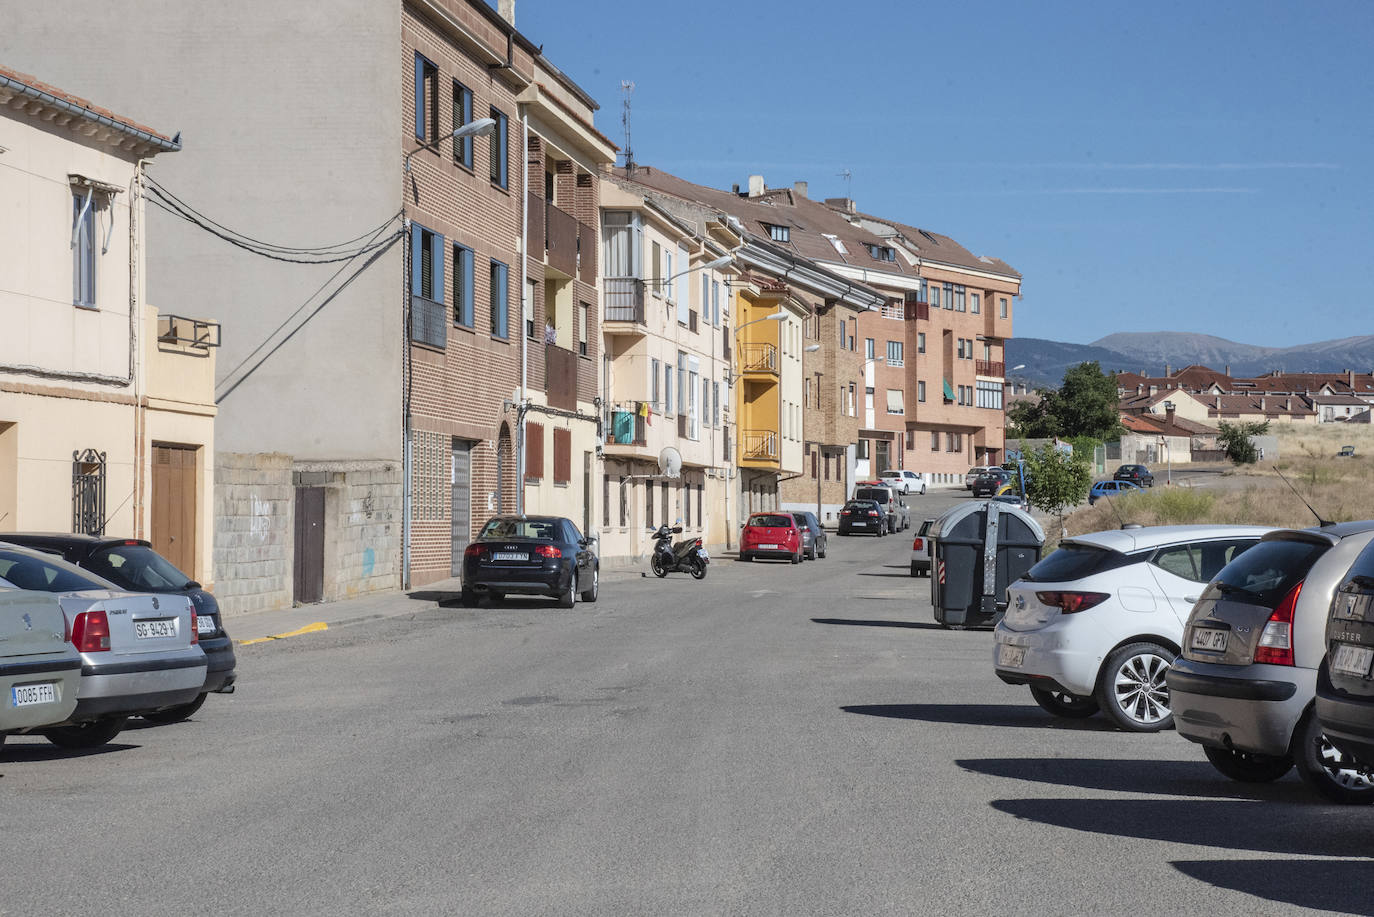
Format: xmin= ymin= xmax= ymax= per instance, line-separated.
xmin=879 ymin=470 xmax=928 ymax=495
xmin=910 ymin=519 xmax=935 ymax=577
xmin=740 ymin=512 xmax=803 ymax=563
xmin=0 ymin=543 xmax=206 ymax=748
xmin=965 ymin=466 xmax=996 ymax=490
xmin=838 ymin=500 xmax=885 ymax=536
xmin=788 ymin=511 xmax=828 ymax=561
xmin=1089 ymin=480 xmax=1144 ymax=505
xmin=1168 ymin=522 xmax=1374 ymax=802
xmin=0 ymin=533 xmax=235 ymax=724
xmin=1316 ymin=537 xmax=1374 ymax=776
xmin=1114 ymin=464 xmax=1155 ymax=487
xmin=990 ymin=493 xmax=1030 ymax=513
xmin=461 ymin=516 xmax=599 ymax=607
xmin=971 ymin=470 xmax=1012 ymax=498
xmin=0 ymin=589 xmax=83 ymax=748
xmin=995 ymin=524 xmax=1272 ymax=731
xmin=853 ymin=482 xmax=903 ymax=533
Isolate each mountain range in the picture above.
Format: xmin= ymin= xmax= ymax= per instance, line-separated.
xmin=1005 ymin=332 xmax=1374 ymax=388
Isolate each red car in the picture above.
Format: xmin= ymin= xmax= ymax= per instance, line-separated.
xmin=739 ymin=512 xmax=804 ymax=564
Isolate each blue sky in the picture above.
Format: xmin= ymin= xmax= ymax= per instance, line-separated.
xmin=517 ymin=0 xmax=1373 ymax=347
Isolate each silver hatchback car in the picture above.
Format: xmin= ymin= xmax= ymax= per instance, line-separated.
xmin=1168 ymin=523 xmax=1374 ymax=803
xmin=0 ymin=589 xmax=83 ymax=746
xmin=0 ymin=544 xmax=206 ymax=749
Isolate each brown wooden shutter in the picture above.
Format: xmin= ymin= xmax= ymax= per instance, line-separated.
xmin=525 ymin=422 xmax=544 ymax=481
xmin=553 ymin=428 xmax=571 ymax=484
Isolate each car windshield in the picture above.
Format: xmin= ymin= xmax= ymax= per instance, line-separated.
xmin=854 ymin=489 xmax=888 ymax=503
xmin=845 ymin=502 xmax=875 ymax=511
xmin=86 ymin=544 xmax=192 ymax=592
xmin=479 ymin=518 xmax=561 ymax=540
xmin=1022 ymin=544 xmax=1133 ymax=583
xmin=0 ymin=548 xmax=111 ymax=593
xmin=1211 ymin=537 xmax=1328 ymax=608
xmin=750 ymin=515 xmax=793 ymax=528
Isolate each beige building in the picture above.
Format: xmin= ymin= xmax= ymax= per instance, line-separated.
xmin=0 ymin=66 xmax=216 ymax=585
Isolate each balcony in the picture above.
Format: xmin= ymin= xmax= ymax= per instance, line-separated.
xmin=905 ymin=299 xmax=930 ymax=321
xmin=603 ymin=278 xmax=646 ymax=328
xmin=606 ymin=408 xmax=647 ymax=447
xmin=157 ymin=314 xmax=221 ymax=350
xmin=545 ymin=203 xmax=579 ymax=277
xmin=738 ymin=342 xmax=778 ymax=377
xmin=976 ymin=360 xmax=1005 ymax=377
xmin=741 ymin=429 xmax=779 ymax=463
xmin=545 ymin=344 xmax=578 ymax=410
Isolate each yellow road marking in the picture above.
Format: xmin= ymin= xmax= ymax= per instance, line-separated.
xmin=238 ymin=621 xmax=328 ymax=645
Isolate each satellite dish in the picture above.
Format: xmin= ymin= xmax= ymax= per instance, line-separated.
xmin=658 ymin=446 xmax=682 ymax=479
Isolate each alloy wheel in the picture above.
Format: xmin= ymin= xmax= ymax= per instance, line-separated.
xmin=1111 ymin=651 xmax=1172 ymax=727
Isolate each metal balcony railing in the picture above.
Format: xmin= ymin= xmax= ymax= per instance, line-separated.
xmin=976 ymin=360 xmax=1005 ymax=377
xmin=157 ymin=314 xmax=221 ymax=349
xmin=742 ymin=429 xmax=779 ymax=461
xmin=606 ymin=408 xmax=647 ymax=446
xmin=739 ymin=342 xmax=778 ymax=375
xmin=603 ymin=278 xmax=646 ymax=323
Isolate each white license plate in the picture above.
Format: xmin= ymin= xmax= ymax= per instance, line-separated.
xmin=492 ymin=552 xmax=528 ymax=562
xmin=11 ymin=682 xmax=57 ymax=707
xmin=997 ymin=644 xmax=1025 ymax=668
xmin=135 ymin=619 xmax=177 ymax=639
xmin=759 ymin=544 xmax=778 ymax=550
xmin=696 ymin=548 xmax=710 ymax=561
xmin=1191 ymin=627 xmax=1229 ymax=652
xmin=1332 ymin=643 xmax=1374 ymax=678
xmin=196 ymin=614 xmax=216 ymax=635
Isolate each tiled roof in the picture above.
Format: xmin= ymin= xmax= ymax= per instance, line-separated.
xmin=0 ymin=64 xmax=178 ymax=149
xmin=849 ymin=211 xmax=1021 ymax=280
xmin=1120 ymin=413 xmax=1215 ymax=436
xmin=1116 ymin=365 xmax=1374 ymax=398
xmin=1204 ymin=394 xmax=1317 ymax=418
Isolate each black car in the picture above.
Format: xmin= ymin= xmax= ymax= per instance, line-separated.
xmin=1317 ymin=538 xmax=1374 ymax=771
xmin=461 ymin=515 xmax=598 ymax=608
xmin=838 ymin=500 xmax=884 ymax=536
xmin=0 ymin=533 xmax=235 ymax=724
xmin=971 ymin=470 xmax=1011 ymax=498
xmin=789 ymin=511 xmax=828 ymax=560
xmin=1114 ymin=464 xmax=1155 ymax=487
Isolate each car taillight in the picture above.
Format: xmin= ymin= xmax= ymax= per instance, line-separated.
xmin=190 ymin=611 xmax=199 ymax=645
xmin=912 ymin=537 xmax=924 ymax=550
xmin=71 ymin=610 xmax=111 ymax=652
xmin=1035 ymin=591 xmax=1110 ymax=614
xmin=841 ymin=510 xmax=851 ymax=516
xmin=535 ymin=545 xmax=562 ymax=559
xmin=464 ymin=544 xmax=487 ymax=559
xmin=1254 ymin=581 xmax=1302 ymax=666
xmin=868 ymin=511 xmax=879 ymax=517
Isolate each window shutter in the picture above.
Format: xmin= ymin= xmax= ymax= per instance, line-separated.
xmin=525 ymin=422 xmax=544 ymax=481
xmin=414 ymin=54 xmax=425 ymax=138
xmin=553 ymin=428 xmax=571 ymax=484
xmin=432 ymin=231 xmax=444 ymax=304
xmin=410 ymin=224 xmax=423 ymax=296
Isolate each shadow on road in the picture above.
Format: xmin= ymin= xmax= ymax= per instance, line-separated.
xmin=0 ymin=742 xmax=139 ymax=762
xmin=1172 ymin=859 xmax=1374 ymax=915
xmin=408 ymin=589 xmax=464 ymax=606
xmin=813 ymin=617 xmax=942 ymax=630
xmin=856 ymin=571 xmax=915 ymax=578
xmin=842 ymin=703 xmax=1118 ymax=731
xmin=989 ymin=796 xmax=1374 ymax=858
xmin=956 ymin=756 xmax=1313 ymax=801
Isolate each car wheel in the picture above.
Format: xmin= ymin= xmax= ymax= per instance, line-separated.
xmin=43 ymin=716 xmax=128 ymax=749
xmin=689 ymin=558 xmax=707 ymax=580
xmin=651 ymin=555 xmax=669 ymax=577
xmin=1095 ymin=642 xmax=1175 ymax=732
xmin=487 ymin=591 xmax=504 ymax=604
xmin=558 ymin=571 xmax=577 ymax=609
xmin=818 ymin=543 xmax=826 ymax=559
xmin=460 ymin=588 xmax=477 ymax=607
xmin=790 ymin=551 xmax=800 ymax=564
xmin=1030 ymin=686 xmax=1100 ymax=718
xmin=1203 ymin=745 xmax=1294 ymax=783
xmin=921 ymin=484 xmax=926 ymax=495
xmin=140 ymin=692 xmax=208 ymax=726
xmin=910 ymin=561 xmax=920 ymax=577
xmin=579 ymin=567 xmax=599 ymax=603
xmin=1294 ymin=709 xmax=1374 ymax=804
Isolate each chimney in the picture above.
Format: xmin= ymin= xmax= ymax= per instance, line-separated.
xmin=1224 ymin=364 xmax=1230 ymax=377
xmin=793 ymin=181 xmax=808 ymax=199
xmin=498 ymin=0 xmax=515 ymax=24
xmin=732 ymin=183 xmax=740 ymax=195
xmin=1164 ymin=401 xmax=1176 ymax=428
xmin=748 ymin=174 xmax=765 ymax=197
xmin=1165 ymin=363 xmax=1172 ymax=377
xmin=823 ymin=197 xmax=856 ymax=214
xmin=1350 ymin=370 xmax=1357 ymax=388
xmin=1260 ymin=396 xmax=1266 ymax=411
xmin=1149 ymin=385 xmax=1158 ymax=396
xmin=1286 ymin=397 xmax=1293 ymax=410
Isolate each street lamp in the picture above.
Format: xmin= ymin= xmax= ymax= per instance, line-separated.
xmin=724 ymin=310 xmax=787 ymax=386
xmin=403 ymin=117 xmax=497 ymax=171
xmin=659 ymin=252 xmax=737 ymax=294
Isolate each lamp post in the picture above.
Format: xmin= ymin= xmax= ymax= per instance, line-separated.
xmin=403 ymin=118 xmax=497 ymax=172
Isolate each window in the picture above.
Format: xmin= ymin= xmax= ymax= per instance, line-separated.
xmin=451 ymin=244 xmax=474 ymax=327
xmin=847 ymin=382 xmax=856 ymax=416
xmin=886 ymin=340 xmax=904 ymax=368
xmin=943 ymin=283 xmax=954 ymax=310
xmin=865 ymin=338 xmax=875 ymax=360
xmin=578 ymin=301 xmax=590 ymax=357
xmin=525 ymin=422 xmax=543 ymax=481
xmin=650 ymin=358 xmax=661 ymax=411
xmin=712 ymin=381 xmax=720 ymax=428
xmin=954 ymin=285 xmax=966 ymax=312
xmin=72 ymin=191 xmax=95 ymax=308
xmin=489 ymin=107 xmax=509 ymax=188
xmin=410 ymin=223 xmax=445 ymax=347
xmin=917 ymin=332 xmax=926 ymax=354
xmin=929 ymin=286 xmax=941 ymax=309
xmin=604 ymin=474 xmax=612 ymax=527
xmin=677 ymin=352 xmax=687 ymax=415
xmin=918 ymin=380 xmax=926 ymax=402
xmin=856 ymin=439 xmax=869 ymax=460
xmin=413 ymin=53 xmax=437 ymax=141
xmin=865 ymin=243 xmax=896 ymax=262
xmin=971 ymin=292 xmax=980 ymax=314
xmin=490 ymin=259 xmax=509 ymax=338
xmin=931 ymin=432 xmax=939 ymax=451
xmin=553 ymin=428 xmax=571 ymax=485
xmin=646 ymin=480 xmax=655 ymax=528
xmin=886 ymin=389 xmax=905 ymax=415
xmin=764 ymin=222 xmax=790 ymax=242
xmin=664 ymin=362 xmax=674 ymax=416
xmin=1000 ymin=297 xmax=1009 ymax=318
xmin=701 ymin=275 xmax=709 ymax=329
xmin=602 ymin=211 xmax=640 ymax=278
xmin=977 ymin=380 xmax=1003 ymax=409
xmin=651 ymin=241 xmax=662 ymax=296
xmin=452 ymin=81 xmax=473 ymax=167
xmin=711 ymin=281 xmax=721 ymax=327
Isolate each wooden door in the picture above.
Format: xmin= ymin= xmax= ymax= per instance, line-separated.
xmin=450 ymin=440 xmax=473 ymax=576
xmin=151 ymin=444 xmax=197 ymax=576
xmin=293 ymin=487 xmax=325 ymax=604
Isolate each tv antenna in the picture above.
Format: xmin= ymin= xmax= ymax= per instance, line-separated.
xmin=837 ymin=168 xmax=852 ymax=199
xmin=620 ymin=80 xmax=635 ymax=175
xmin=1273 ymin=466 xmax=1334 ymax=527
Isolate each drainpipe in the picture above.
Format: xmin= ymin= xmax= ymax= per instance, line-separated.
xmin=517 ymin=111 xmax=530 ymax=515
xmin=401 ymin=219 xmax=412 ymax=589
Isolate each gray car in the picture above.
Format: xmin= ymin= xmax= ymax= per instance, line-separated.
xmin=0 ymin=589 xmax=83 ymax=747
xmin=0 ymin=544 xmax=206 ymax=749
xmin=788 ymin=511 xmax=828 ymax=561
xmin=1168 ymin=522 xmax=1374 ymax=803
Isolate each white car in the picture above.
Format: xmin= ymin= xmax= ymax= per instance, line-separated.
xmin=993 ymin=524 xmax=1273 ymax=732
xmin=879 ymin=469 xmax=927 ymax=495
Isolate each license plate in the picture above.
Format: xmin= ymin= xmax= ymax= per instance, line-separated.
xmin=135 ymin=619 xmax=177 ymax=639
xmin=852 ymin=522 xmax=868 ymax=528
xmin=760 ymin=544 xmax=778 ymax=550
xmin=196 ymin=614 xmax=216 ymax=635
xmin=696 ymin=548 xmax=710 ymax=561
xmin=492 ymin=552 xmax=528 ymax=562
xmin=1190 ymin=627 xmax=1229 ymax=653
xmin=11 ymin=682 xmax=57 ymax=707
xmin=1332 ymin=643 xmax=1374 ymax=678
xmin=997 ymin=644 xmax=1025 ymax=668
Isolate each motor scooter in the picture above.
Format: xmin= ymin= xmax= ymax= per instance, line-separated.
xmin=650 ymin=523 xmax=709 ymax=579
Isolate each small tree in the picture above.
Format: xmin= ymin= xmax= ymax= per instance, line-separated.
xmin=1023 ymin=443 xmax=1093 ymax=536
xmin=1217 ymin=420 xmax=1270 ymax=465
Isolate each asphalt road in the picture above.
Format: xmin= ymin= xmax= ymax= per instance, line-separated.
xmin=4 ymin=491 xmax=1372 ymax=916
